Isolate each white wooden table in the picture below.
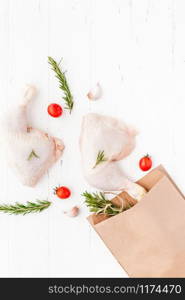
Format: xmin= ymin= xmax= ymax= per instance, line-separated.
xmin=0 ymin=0 xmax=184 ymax=277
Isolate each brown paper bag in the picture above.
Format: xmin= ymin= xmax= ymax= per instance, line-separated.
xmin=87 ymin=165 xmax=185 ymax=277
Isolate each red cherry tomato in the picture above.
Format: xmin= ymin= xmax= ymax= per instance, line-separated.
xmin=139 ymin=154 xmax=152 ymax=171
xmin=47 ymin=103 xmax=63 ymax=118
xmin=54 ymin=186 xmax=71 ymax=199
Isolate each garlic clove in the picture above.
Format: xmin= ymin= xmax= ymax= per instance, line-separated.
xmin=87 ymin=83 xmax=102 ymax=100
xmin=64 ymin=206 xmax=80 ymax=217
xmin=126 ymin=183 xmax=147 ymax=202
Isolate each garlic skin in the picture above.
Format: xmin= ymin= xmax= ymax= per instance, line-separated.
xmin=125 ymin=183 xmax=147 ymax=202
xmin=87 ymin=83 xmax=102 ymax=101
xmin=64 ymin=206 xmax=80 ymax=217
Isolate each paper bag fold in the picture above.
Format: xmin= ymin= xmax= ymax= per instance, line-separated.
xmin=87 ymin=165 xmax=185 ymax=277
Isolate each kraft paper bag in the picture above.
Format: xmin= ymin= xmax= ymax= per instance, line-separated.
xmin=87 ymin=165 xmax=185 ymax=277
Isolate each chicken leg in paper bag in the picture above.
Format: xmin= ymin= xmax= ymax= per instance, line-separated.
xmin=0 ymin=85 xmax=64 ymax=187
xmin=79 ymin=113 xmax=146 ymax=201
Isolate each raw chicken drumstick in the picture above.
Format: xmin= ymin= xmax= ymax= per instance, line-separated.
xmin=79 ymin=113 xmax=146 ymax=201
xmin=0 ymin=85 xmax=64 ymax=187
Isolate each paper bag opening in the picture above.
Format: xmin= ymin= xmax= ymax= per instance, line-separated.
xmin=87 ymin=166 xmax=185 ymax=277
xmin=88 ymin=165 xmax=167 ymax=226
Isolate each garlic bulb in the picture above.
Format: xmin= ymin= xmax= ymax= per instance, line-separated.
xmin=64 ymin=206 xmax=80 ymax=217
xmin=87 ymin=83 xmax=102 ymax=100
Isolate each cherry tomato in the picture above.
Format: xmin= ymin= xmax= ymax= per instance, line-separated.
xmin=54 ymin=186 xmax=71 ymax=199
xmin=47 ymin=103 xmax=63 ymax=118
xmin=139 ymin=154 xmax=152 ymax=171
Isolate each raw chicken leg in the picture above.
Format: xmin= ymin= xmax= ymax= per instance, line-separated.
xmin=0 ymin=85 xmax=64 ymax=187
xmin=79 ymin=113 xmax=146 ymax=201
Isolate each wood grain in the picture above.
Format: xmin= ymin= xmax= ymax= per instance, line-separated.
xmin=0 ymin=0 xmax=184 ymax=277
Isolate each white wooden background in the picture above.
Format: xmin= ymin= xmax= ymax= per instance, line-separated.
xmin=0 ymin=0 xmax=184 ymax=277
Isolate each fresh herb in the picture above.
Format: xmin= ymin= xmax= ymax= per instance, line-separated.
xmin=27 ymin=150 xmax=40 ymax=161
xmin=93 ymin=150 xmax=107 ymax=169
xmin=82 ymin=191 xmax=131 ymax=216
xmin=0 ymin=200 xmax=51 ymax=215
xmin=48 ymin=56 xmax=74 ymax=113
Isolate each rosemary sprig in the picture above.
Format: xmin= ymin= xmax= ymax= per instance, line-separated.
xmin=82 ymin=191 xmax=131 ymax=216
xmin=0 ymin=200 xmax=51 ymax=215
xmin=93 ymin=150 xmax=107 ymax=169
xmin=48 ymin=56 xmax=74 ymax=113
xmin=27 ymin=150 xmax=40 ymax=161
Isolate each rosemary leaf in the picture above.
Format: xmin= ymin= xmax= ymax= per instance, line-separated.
xmin=27 ymin=150 xmax=39 ymax=161
xmin=82 ymin=191 xmax=131 ymax=216
xmin=0 ymin=200 xmax=51 ymax=215
xmin=48 ymin=56 xmax=74 ymax=113
xmin=93 ymin=150 xmax=107 ymax=169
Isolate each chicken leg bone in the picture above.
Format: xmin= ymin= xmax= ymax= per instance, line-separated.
xmin=0 ymin=85 xmax=64 ymax=187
